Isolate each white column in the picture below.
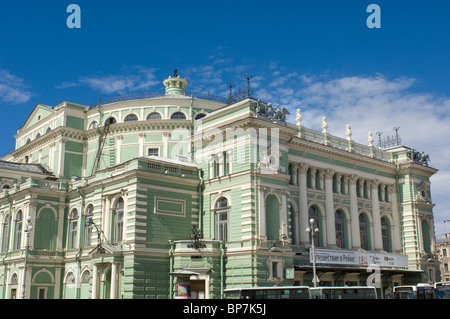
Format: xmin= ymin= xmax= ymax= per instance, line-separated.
xmin=27 ymin=201 xmax=37 ymax=250
xmin=138 ymin=133 xmax=145 ymax=157
xmin=91 ymin=264 xmax=98 ymax=299
xmin=163 ymin=132 xmax=169 ymax=158
xmin=54 ymin=267 xmax=62 ymax=299
xmin=116 ymin=135 xmax=123 ymax=164
xmin=349 ymin=175 xmax=361 ymax=249
xmin=49 ymin=143 xmax=55 ymax=171
xmin=325 ymin=169 xmax=336 ymax=247
xmin=298 ymin=163 xmax=309 ymax=245
xmin=110 ymin=263 xmax=118 ymax=299
xmin=371 ymin=180 xmax=383 ymax=251
xmin=57 ymin=138 xmax=67 ymax=177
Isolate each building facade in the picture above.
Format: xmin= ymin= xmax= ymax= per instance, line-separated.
xmin=437 ymin=234 xmax=450 ymax=282
xmin=0 ymin=72 xmax=440 ymax=299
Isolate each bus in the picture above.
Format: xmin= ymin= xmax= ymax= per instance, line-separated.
xmin=393 ymin=284 xmax=435 ymax=299
xmin=434 ymin=282 xmax=450 ymax=299
xmin=223 ymin=286 xmax=311 ymax=299
xmin=310 ymin=286 xmax=378 ymax=299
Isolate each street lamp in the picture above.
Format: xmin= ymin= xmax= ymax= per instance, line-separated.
xmin=306 ymin=218 xmax=319 ymax=287
xmin=21 ymin=216 xmax=33 ymax=299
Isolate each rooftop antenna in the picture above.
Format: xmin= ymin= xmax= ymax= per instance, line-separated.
xmin=393 ymin=126 xmax=402 ymax=146
xmin=376 ymin=131 xmax=383 ymax=149
xmin=243 ymin=74 xmax=253 ymax=96
xmin=226 ymin=81 xmax=235 ymax=103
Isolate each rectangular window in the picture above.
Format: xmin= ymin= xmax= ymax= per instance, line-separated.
xmin=38 ymin=288 xmax=47 ymax=299
xmin=148 ymin=148 xmax=159 ymax=157
xmin=216 ymin=211 xmax=228 ymax=242
xmin=223 ymin=151 xmax=229 ymax=175
xmin=272 ymin=262 xmax=279 ymax=279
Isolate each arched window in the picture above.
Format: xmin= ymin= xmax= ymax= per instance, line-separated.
xmin=65 ymin=272 xmax=76 ymax=285
xmin=10 ymin=273 xmax=18 ymax=285
xmin=147 ymin=112 xmax=162 ymax=120
xmin=46 ymin=127 xmax=52 ymax=134
xmin=422 ymin=219 xmax=432 ymax=254
xmin=35 ymin=209 xmax=56 ymax=250
xmin=35 ymin=133 xmax=41 ymax=140
xmin=170 ymin=111 xmax=186 ymax=120
xmin=88 ymin=121 xmax=98 ymax=130
xmin=26 ymin=138 xmax=31 ymax=144
xmin=266 ymin=195 xmax=280 ymax=241
xmin=215 ymin=197 xmax=229 ymax=242
xmin=335 ymin=210 xmax=345 ymax=248
xmin=84 ymin=204 xmax=94 ymax=247
xmin=308 ymin=206 xmax=321 ymax=247
xmin=113 ymin=198 xmax=124 ymax=243
xmin=124 ymin=114 xmax=138 ymax=122
xmin=104 ymin=117 xmax=117 ymax=125
xmin=2 ymin=214 xmax=10 ymax=253
xmin=68 ymin=209 xmax=78 ymax=250
xmin=381 ymin=217 xmax=391 ymax=252
xmin=359 ymin=214 xmax=369 ymax=250
xmin=194 ymin=113 xmax=206 ymax=120
xmin=14 ymin=210 xmax=23 ymax=250
xmin=81 ymin=270 xmax=90 ymax=284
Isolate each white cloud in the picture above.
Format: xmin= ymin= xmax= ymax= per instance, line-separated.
xmin=58 ymin=67 xmax=159 ymax=94
xmin=0 ymin=69 xmax=32 ymax=104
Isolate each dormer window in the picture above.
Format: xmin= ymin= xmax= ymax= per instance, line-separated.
xmin=124 ymin=114 xmax=138 ymax=122
xmin=104 ymin=117 xmax=117 ymax=125
xmin=171 ymin=112 xmax=186 ymax=120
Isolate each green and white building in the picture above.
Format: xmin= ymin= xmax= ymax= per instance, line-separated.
xmin=0 ymin=72 xmax=440 ymax=299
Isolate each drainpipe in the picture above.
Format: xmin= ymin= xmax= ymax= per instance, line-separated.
xmin=190 ymin=95 xmax=194 ymax=163
xmin=220 ymin=240 xmax=225 ymax=299
xmin=76 ymin=186 xmax=86 ymax=299
xmin=198 ymin=170 xmax=204 ymax=235
xmin=169 ymin=240 xmax=174 ymax=299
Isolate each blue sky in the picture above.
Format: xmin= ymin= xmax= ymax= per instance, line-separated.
xmin=1 ymin=0 xmax=450 ymax=237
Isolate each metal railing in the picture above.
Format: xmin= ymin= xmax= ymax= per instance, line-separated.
xmin=89 ymin=91 xmax=231 ymax=109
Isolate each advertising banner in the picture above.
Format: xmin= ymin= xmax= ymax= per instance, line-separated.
xmin=310 ymin=248 xmax=408 ymax=268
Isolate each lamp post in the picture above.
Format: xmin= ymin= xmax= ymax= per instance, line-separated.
xmin=21 ymin=216 xmax=33 ymax=299
xmin=306 ymin=218 xmax=319 ymax=287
